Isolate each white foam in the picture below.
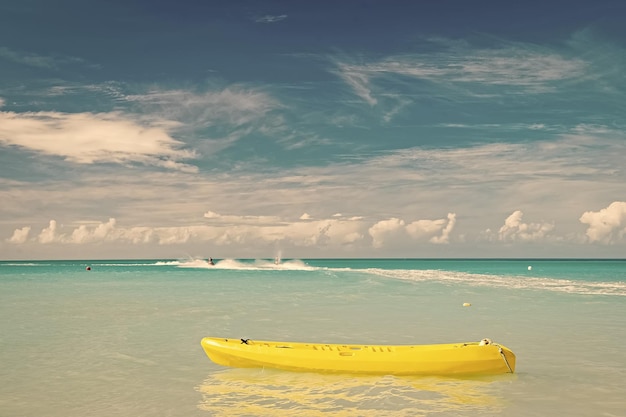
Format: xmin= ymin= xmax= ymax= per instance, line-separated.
xmin=173 ymin=260 xmax=626 ymax=296
xmin=177 ymin=258 xmax=317 ymax=271
xmin=358 ymin=268 xmax=626 ymax=297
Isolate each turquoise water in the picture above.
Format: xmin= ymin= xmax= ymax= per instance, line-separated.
xmin=1 ymin=259 xmax=625 ymax=416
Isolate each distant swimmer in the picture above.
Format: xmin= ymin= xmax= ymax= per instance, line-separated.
xmin=209 ymin=258 xmax=215 ymax=266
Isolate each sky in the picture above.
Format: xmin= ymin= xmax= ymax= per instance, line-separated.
xmin=1 ymin=0 xmax=625 ymax=260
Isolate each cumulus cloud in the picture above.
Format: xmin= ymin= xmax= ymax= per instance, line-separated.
xmin=6 ymin=214 xmax=364 ymax=249
xmin=6 ymin=209 xmax=565 ymax=252
xmin=28 ymin=219 xmax=118 ymax=244
xmin=71 ymin=218 xmax=117 ymax=243
xmin=368 ymin=218 xmax=406 ymax=248
xmin=202 ymin=216 xmax=364 ymax=248
xmin=497 ymin=211 xmax=554 ymax=242
xmin=25 ymin=218 xmax=174 ymax=245
xmin=38 ymin=220 xmax=61 ymax=244
xmin=203 ymin=211 xmax=220 ymax=219
xmin=579 ymin=202 xmax=626 ymax=244
xmin=195 ymin=215 xmax=367 ymax=247
xmin=0 ymin=111 xmax=197 ymax=172
xmin=300 ymin=213 xmax=312 ymax=220
xmin=369 ymin=213 xmax=456 ymax=248
xmin=406 ymin=213 xmax=456 ymax=244
xmin=8 ymin=226 xmax=30 ymax=244
xmin=432 ymin=213 xmax=456 ymax=244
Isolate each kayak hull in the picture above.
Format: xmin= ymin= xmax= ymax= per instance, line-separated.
xmin=201 ymin=337 xmax=516 ymax=376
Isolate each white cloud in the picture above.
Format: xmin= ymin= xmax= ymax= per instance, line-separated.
xmin=368 ymin=213 xmax=456 ymax=248
xmin=4 ymin=123 xmax=623 ymax=257
xmin=579 ymin=202 xmax=626 ymax=244
xmin=0 ymin=111 xmax=197 ymax=172
xmin=8 ymin=200 xmax=625 ymax=257
xmin=0 ymin=86 xmax=282 ymax=169
xmin=497 ymin=211 xmax=554 ymax=242
xmin=432 ymin=213 xmax=456 ymax=244
xmin=406 ymin=213 xmax=456 ymax=244
xmin=284 ymin=219 xmax=343 ymax=247
xmin=406 ymin=216 xmax=444 ymax=240
xmin=71 ymin=218 xmax=117 ymax=243
xmin=368 ymin=218 xmax=406 ymax=248
xmin=5 ymin=214 xmax=362 ymax=250
xmin=38 ymin=220 xmax=61 ymax=244
xmin=203 ymin=211 xmax=220 ymax=219
xmin=300 ymin=213 xmax=312 ymax=220
xmin=8 ymin=226 xmax=30 ymax=244
xmin=193 ymin=216 xmax=365 ymax=247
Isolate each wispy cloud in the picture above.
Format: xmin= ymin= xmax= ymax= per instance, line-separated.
xmin=255 ymin=14 xmax=288 ymax=23
xmin=203 ymin=211 xmax=283 ymax=226
xmin=332 ymin=39 xmax=588 ymax=113
xmin=123 ymin=86 xmax=289 ymax=152
xmin=358 ymin=125 xmax=626 ymax=187
xmin=0 ymin=46 xmax=87 ymax=69
xmin=125 ymin=86 xmax=280 ymax=129
xmin=0 ymin=46 xmax=58 ymax=69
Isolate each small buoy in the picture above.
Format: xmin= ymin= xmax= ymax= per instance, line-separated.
xmin=86 ymin=266 xmax=91 ymax=271
xmin=463 ymin=302 xmax=471 ymax=307
xmin=527 ymin=265 xmax=532 ymax=271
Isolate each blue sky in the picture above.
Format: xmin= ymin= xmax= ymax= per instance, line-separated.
xmin=1 ymin=0 xmax=625 ymax=260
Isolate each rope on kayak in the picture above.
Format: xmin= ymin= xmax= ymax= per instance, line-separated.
xmin=481 ymin=338 xmax=513 ymax=373
xmin=497 ymin=345 xmax=514 ymax=373
xmin=241 ymin=338 xmax=250 ymax=344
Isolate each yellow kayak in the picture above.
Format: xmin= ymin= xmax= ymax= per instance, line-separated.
xmin=201 ymin=337 xmax=516 ymax=376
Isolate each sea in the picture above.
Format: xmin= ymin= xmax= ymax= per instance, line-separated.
xmin=1 ymin=258 xmax=625 ymax=417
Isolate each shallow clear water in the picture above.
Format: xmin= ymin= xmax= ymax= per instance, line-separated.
xmin=1 ymin=259 xmax=625 ymax=416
